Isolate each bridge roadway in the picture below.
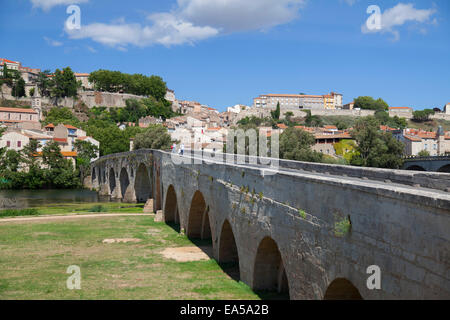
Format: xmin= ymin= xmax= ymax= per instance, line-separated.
xmin=178 ymin=151 xmax=450 ymax=197
xmin=90 ymin=149 xmax=450 ymax=299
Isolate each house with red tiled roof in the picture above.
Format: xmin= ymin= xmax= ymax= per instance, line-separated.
xmin=401 ymin=128 xmax=450 ymax=156
xmin=0 ymin=107 xmax=39 ymax=124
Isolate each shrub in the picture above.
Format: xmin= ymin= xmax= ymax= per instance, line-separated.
xmin=298 ymin=209 xmax=307 ymax=219
xmin=334 ymin=216 xmax=351 ymax=237
xmin=0 ymin=208 xmax=39 ymax=217
xmin=88 ymin=205 xmax=108 ymax=213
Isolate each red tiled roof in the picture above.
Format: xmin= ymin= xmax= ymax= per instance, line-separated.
xmin=389 ymin=107 xmax=412 ymax=110
xmin=0 ymin=107 xmax=37 ymax=114
xmin=53 ymin=138 xmax=68 ymax=143
xmin=403 ymin=135 xmax=422 ymax=142
xmin=276 ymin=123 xmax=288 ymax=129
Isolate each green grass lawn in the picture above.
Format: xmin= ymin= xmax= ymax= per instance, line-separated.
xmin=0 ymin=213 xmax=260 ymax=300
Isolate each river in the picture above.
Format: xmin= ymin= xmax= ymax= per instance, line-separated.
xmin=0 ymin=189 xmax=110 ymax=209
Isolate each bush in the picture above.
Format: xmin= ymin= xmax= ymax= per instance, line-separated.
xmin=88 ymin=205 xmax=108 ymax=213
xmin=0 ymin=208 xmax=39 ymax=217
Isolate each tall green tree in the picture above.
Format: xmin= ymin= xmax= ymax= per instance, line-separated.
xmin=133 ymin=125 xmax=172 ymax=150
xmin=354 ymin=96 xmax=389 ymax=111
xmin=350 ymin=116 xmax=404 ymax=169
xmin=271 ymin=102 xmax=281 ymax=121
xmin=74 ymin=140 xmax=99 ymax=183
xmin=12 ymin=78 xmax=26 ymax=98
xmin=279 ymin=127 xmax=323 ymax=162
xmin=36 ymin=70 xmax=53 ymax=97
xmin=51 ymin=67 xmax=79 ymax=98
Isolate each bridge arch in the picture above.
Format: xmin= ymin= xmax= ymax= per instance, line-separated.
xmin=91 ymin=167 xmax=96 ymax=183
xmin=164 ymin=185 xmax=180 ymax=224
xmin=253 ymin=236 xmax=289 ymax=298
xmin=187 ymin=191 xmax=213 ymax=240
xmin=218 ymin=219 xmax=239 ymax=264
xmin=438 ymin=164 xmax=450 ymax=173
xmin=324 ymin=278 xmax=363 ymax=300
xmin=109 ymin=167 xmax=116 ymax=195
xmin=405 ymin=165 xmax=426 ymax=171
xmin=134 ymin=163 xmax=151 ymax=203
xmin=119 ymin=167 xmax=130 ymax=199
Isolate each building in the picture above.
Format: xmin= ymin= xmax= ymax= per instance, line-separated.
xmin=0 ymin=58 xmax=41 ymax=85
xmin=75 ymin=73 xmax=93 ymax=90
xmin=253 ymin=92 xmax=343 ymax=110
xmin=343 ymin=102 xmax=355 ymax=110
xmin=0 ymin=107 xmax=40 ymax=125
xmin=402 ymin=128 xmax=450 ymax=156
xmin=444 ymin=103 xmax=450 ymax=115
xmin=138 ymin=116 xmax=161 ymax=128
xmin=0 ymin=58 xmax=21 ymax=76
xmin=389 ymin=107 xmax=413 ymax=119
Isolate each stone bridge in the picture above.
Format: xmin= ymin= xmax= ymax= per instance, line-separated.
xmin=89 ymin=149 xmax=450 ymax=300
xmin=403 ymin=156 xmax=450 ymax=173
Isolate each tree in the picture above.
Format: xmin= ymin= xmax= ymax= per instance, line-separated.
xmin=89 ymin=70 xmax=167 ymax=100
xmin=412 ymin=109 xmax=435 ymax=122
xmin=374 ymin=111 xmax=407 ymax=129
xmin=350 ymin=116 xmax=404 ymax=169
xmin=36 ymin=70 xmax=53 ymax=97
xmin=133 ymin=125 xmax=172 ymax=150
xmin=279 ymin=127 xmax=323 ymax=162
xmin=304 ymin=110 xmax=323 ymax=127
xmin=12 ymin=78 xmax=26 ymax=98
xmin=271 ymin=102 xmax=281 ymax=121
xmin=42 ymin=141 xmax=80 ymax=188
xmin=51 ymin=67 xmax=79 ymax=98
xmin=354 ymin=96 xmax=389 ymax=111
xmin=418 ymin=150 xmax=430 ymax=157
xmin=21 ymin=140 xmax=45 ymax=189
xmin=43 ymin=107 xmax=81 ymax=127
xmin=74 ymin=140 xmax=99 ymax=183
xmin=284 ymin=111 xmax=294 ymax=123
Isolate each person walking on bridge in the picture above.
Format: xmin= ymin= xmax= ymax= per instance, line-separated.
xmin=180 ymin=143 xmax=185 ymax=155
xmin=171 ymin=143 xmax=177 ymax=153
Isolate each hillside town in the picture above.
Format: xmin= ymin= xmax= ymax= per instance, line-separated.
xmin=1 ymin=57 xmax=450 ymax=164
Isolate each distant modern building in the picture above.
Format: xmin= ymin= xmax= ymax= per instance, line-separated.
xmin=253 ymin=92 xmax=343 ymax=110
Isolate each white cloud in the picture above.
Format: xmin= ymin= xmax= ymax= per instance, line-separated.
xmin=66 ymin=15 xmax=218 ymax=47
xmin=31 ymin=0 xmax=88 ymax=11
xmin=65 ymin=0 xmax=305 ymax=48
xmin=361 ymin=3 xmax=437 ymax=41
xmin=177 ymin=0 xmax=306 ymax=32
xmin=44 ymin=36 xmax=63 ymax=46
xmin=341 ymin=0 xmax=358 ymax=6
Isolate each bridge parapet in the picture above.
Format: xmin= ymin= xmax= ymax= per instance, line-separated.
xmin=192 ymin=153 xmax=450 ymax=192
xmin=89 ymin=149 xmax=450 ymax=299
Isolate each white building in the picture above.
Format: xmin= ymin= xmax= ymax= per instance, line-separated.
xmin=253 ymin=92 xmax=343 ymax=110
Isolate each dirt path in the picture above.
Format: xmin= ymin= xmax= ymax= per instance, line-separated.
xmin=0 ymin=213 xmax=152 ymax=224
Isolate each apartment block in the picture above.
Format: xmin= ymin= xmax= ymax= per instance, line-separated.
xmin=253 ymin=92 xmax=343 ymax=110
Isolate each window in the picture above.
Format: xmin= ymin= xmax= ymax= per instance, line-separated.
xmin=17 ymin=141 xmax=21 ymax=148
xmin=6 ymin=141 xmax=10 ymax=147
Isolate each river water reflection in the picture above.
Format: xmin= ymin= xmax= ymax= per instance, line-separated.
xmin=0 ymin=189 xmax=111 ymax=209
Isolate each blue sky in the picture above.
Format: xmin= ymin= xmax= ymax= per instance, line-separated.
xmin=1 ymin=0 xmax=449 ymax=111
